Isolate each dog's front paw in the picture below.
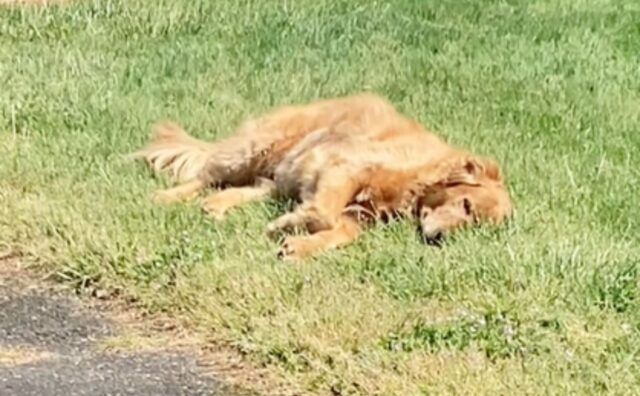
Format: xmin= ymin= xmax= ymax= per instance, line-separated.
xmin=277 ymin=236 xmax=315 ymax=261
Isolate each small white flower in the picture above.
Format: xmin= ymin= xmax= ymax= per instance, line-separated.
xmin=503 ymin=325 xmax=515 ymax=341
xmin=564 ymin=349 xmax=575 ymax=362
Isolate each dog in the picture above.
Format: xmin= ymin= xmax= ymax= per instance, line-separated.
xmin=130 ymin=94 xmax=512 ymax=260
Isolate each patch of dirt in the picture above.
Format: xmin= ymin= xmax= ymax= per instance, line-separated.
xmin=0 ymin=255 xmax=300 ymax=396
xmin=0 ymin=257 xmax=243 ymax=396
xmin=87 ymin=283 xmax=302 ymax=396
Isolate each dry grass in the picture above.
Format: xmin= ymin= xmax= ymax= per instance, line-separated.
xmin=0 ymin=346 xmax=53 ymax=366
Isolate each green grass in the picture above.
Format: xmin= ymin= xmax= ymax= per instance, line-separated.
xmin=2 ymin=0 xmax=640 ymax=394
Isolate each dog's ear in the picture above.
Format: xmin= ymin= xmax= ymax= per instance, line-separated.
xmin=475 ymin=157 xmax=503 ymax=182
xmin=444 ymin=156 xmax=503 ymax=186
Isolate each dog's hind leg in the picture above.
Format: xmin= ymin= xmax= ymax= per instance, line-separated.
xmin=201 ymin=177 xmax=276 ymax=219
xmin=131 ymin=123 xmax=260 ymax=199
xmin=152 ymin=179 xmax=206 ymax=204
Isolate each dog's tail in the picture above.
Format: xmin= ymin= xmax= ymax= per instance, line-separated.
xmin=128 ymin=122 xmax=215 ymax=183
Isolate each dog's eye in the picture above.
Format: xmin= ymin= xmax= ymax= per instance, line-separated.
xmin=462 ymin=198 xmax=473 ymax=215
xmin=420 ymin=207 xmax=431 ymax=219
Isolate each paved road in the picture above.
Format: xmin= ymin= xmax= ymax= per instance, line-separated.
xmin=0 ymin=267 xmax=250 ymax=396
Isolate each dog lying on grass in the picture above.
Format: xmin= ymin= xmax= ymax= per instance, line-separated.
xmin=130 ymin=94 xmax=512 ymax=260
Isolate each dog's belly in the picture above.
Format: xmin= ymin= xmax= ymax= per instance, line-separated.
xmin=273 ymin=128 xmax=353 ymax=200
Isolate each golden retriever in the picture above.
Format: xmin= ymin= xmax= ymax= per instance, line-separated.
xmin=130 ymin=94 xmax=512 ymax=260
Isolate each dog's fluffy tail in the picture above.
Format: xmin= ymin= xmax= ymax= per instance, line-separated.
xmin=128 ymin=122 xmax=215 ymax=183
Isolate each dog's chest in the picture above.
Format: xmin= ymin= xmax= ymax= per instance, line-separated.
xmin=345 ymin=188 xmax=417 ymax=222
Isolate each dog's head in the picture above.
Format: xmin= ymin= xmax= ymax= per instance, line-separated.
xmin=416 ymin=155 xmax=512 ymax=245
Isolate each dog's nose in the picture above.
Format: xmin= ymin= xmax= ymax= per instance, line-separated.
xmin=423 ymin=231 xmax=444 ymax=247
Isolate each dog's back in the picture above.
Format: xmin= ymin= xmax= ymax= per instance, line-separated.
xmin=131 ymin=94 xmax=400 ymax=187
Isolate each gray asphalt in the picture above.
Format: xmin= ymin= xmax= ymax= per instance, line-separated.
xmin=0 ymin=270 xmax=252 ymax=396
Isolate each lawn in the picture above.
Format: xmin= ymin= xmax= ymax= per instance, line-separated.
xmin=1 ymin=0 xmax=639 ymax=394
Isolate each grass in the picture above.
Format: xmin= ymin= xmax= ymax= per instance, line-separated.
xmin=1 ymin=0 xmax=640 ymax=394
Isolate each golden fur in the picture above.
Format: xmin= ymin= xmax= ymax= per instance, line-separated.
xmin=130 ymin=94 xmax=512 ymax=260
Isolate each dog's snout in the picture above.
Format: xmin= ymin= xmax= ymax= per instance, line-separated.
xmin=420 ymin=213 xmax=445 ymax=246
xmin=423 ymin=231 xmax=444 ymax=247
